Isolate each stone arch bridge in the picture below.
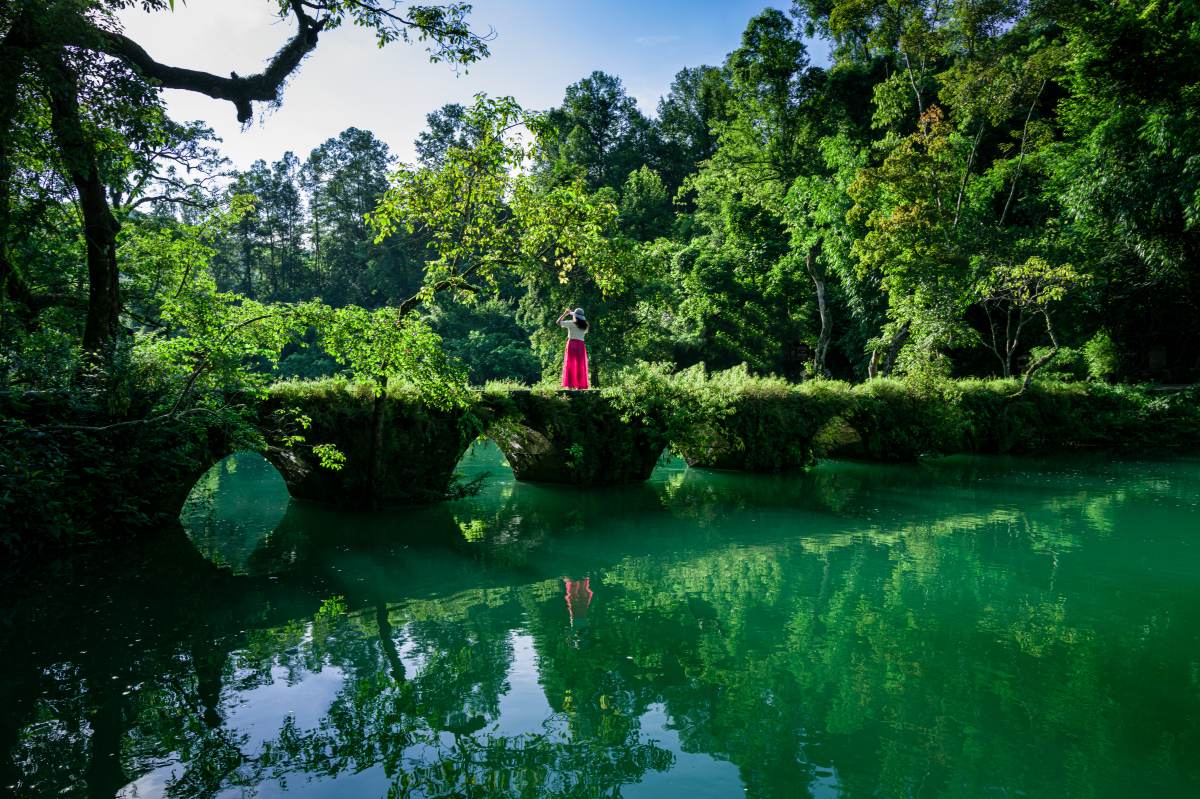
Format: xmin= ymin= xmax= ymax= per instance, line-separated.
xmin=163 ymin=389 xmax=681 ymax=516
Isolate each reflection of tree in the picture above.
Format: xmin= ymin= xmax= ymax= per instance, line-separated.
xmin=4 ymin=455 xmax=1200 ymax=798
xmin=141 ymin=613 xmax=672 ymax=798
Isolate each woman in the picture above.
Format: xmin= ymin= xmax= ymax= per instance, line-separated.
xmin=557 ymin=307 xmax=590 ymax=389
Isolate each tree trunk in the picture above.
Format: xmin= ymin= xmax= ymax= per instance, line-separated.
xmin=805 ymin=238 xmax=831 ymax=375
xmin=0 ymin=17 xmax=37 ymax=328
xmin=76 ymin=167 xmax=122 ymax=352
xmin=1016 ymin=309 xmax=1060 ymax=396
xmin=880 ymin=321 xmax=911 ymax=377
xmin=365 ymin=375 xmax=389 ymax=508
xmin=867 ymin=349 xmax=880 ymax=379
xmin=42 ymin=54 xmax=122 ymax=354
xmin=377 ymin=598 xmax=406 ymax=682
xmin=241 ymin=215 xmax=255 ymax=299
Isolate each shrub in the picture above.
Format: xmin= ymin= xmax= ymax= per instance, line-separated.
xmin=677 ymin=365 xmax=854 ymax=471
xmin=1083 ymin=331 xmax=1122 ymax=380
xmin=1031 ymin=347 xmax=1089 ymax=382
xmin=0 ymin=389 xmax=253 ymax=554
xmin=842 ymin=377 xmax=967 ymax=461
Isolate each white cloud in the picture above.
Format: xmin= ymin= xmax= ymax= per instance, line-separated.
xmin=636 ymin=35 xmax=682 ymax=46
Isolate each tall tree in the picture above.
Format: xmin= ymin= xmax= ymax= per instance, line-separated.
xmin=303 ymin=127 xmax=405 ymax=306
xmin=415 ymin=103 xmax=489 ymax=170
xmin=683 ymin=9 xmax=834 ymax=374
xmin=539 ymin=72 xmax=657 ymax=193
xmin=655 ymin=65 xmax=733 ymax=197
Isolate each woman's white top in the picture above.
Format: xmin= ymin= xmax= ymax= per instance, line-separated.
xmin=559 ymin=319 xmax=588 ymax=341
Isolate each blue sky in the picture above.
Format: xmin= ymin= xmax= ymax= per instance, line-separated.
xmin=118 ymin=0 xmax=828 ymax=171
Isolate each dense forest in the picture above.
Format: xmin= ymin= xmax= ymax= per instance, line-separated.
xmin=2 ymin=0 xmax=1199 ymax=545
xmin=5 ymin=0 xmax=1199 ymax=394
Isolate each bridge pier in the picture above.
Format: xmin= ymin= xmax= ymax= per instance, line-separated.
xmin=256 ymin=387 xmax=480 ymax=508
xmin=676 ymin=391 xmax=847 ymax=472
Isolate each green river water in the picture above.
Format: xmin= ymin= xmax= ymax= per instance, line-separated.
xmin=3 ymin=447 xmax=1200 ymax=798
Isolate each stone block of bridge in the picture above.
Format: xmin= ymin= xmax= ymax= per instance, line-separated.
xmin=489 ymin=389 xmax=669 ymax=486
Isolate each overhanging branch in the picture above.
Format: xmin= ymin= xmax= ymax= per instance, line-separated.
xmin=83 ymin=13 xmax=326 ymax=123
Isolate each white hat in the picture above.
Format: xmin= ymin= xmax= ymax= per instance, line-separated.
xmin=573 ymin=307 xmax=586 ymax=319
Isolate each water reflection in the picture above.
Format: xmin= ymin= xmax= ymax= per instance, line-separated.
xmin=2 ymin=449 xmax=1199 ymax=798
xmin=181 ymin=451 xmax=291 ymax=574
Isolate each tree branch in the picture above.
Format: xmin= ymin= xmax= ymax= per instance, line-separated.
xmin=953 ymin=115 xmax=989 ymax=231
xmin=32 ymin=405 xmax=233 ymax=433
xmin=26 ymin=293 xmax=87 ymax=312
xmin=1000 ymin=79 xmax=1047 ymax=228
xmin=1015 ymin=305 xmax=1059 ymax=396
xmin=82 ymin=15 xmax=325 ymax=124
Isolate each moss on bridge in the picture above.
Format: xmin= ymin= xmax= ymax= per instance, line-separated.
xmin=487 ymin=389 xmax=670 ymax=485
xmin=258 ymin=375 xmax=1200 ymax=509
xmin=259 ymin=380 xmax=488 ymax=508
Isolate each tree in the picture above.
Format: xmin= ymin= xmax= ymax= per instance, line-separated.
xmin=0 ymin=0 xmax=493 ymax=354
xmin=371 ymin=96 xmax=637 ymax=301
xmin=538 ymin=72 xmax=657 ymax=193
xmin=415 ymin=102 xmax=489 ymax=170
xmin=360 ymin=95 xmax=638 ymax=498
xmin=619 ymin=166 xmax=672 ymax=242
xmin=681 ymin=9 xmax=834 ymax=374
xmin=1047 ymin=0 xmax=1200 ymax=372
xmin=302 ymin=127 xmax=413 ymax=306
xmin=655 ymin=65 xmax=733 ymax=196
xmin=979 ymin=256 xmax=1088 ymax=392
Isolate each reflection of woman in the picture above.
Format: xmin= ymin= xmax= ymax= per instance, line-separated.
xmin=564 ymin=577 xmax=593 ymax=649
xmin=564 ymin=577 xmax=592 ymax=625
xmin=556 ymin=308 xmax=590 ymax=389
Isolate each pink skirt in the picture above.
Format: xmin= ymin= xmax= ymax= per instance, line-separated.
xmin=561 ymin=338 xmax=589 ymax=389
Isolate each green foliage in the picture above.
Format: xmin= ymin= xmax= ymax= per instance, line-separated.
xmin=668 ymin=364 xmax=848 ymax=471
xmin=488 ymin=383 xmax=671 ymax=486
xmin=1029 ymin=346 xmax=1089 ymax=382
xmin=618 ymin=166 xmax=673 ymax=241
xmin=370 ymin=94 xmax=639 ymax=300
xmin=536 ymin=71 xmax=656 ymax=193
xmin=936 ymin=379 xmax=1200 ymax=455
xmin=600 ymin=361 xmax=733 ymax=460
xmin=1083 ymin=331 xmax=1123 ymax=380
xmin=843 ymin=376 xmax=968 ymax=461
xmin=0 ymin=387 xmax=263 ymax=553
xmin=318 ymin=305 xmax=467 ymax=403
xmin=670 ymin=368 xmax=1200 ymax=466
xmin=271 ymin=0 xmax=492 ymax=62
xmin=6 ymin=0 xmax=1200 ymax=550
xmin=275 ymin=345 xmax=340 ymax=380
xmin=422 ymin=296 xmax=540 ymax=385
